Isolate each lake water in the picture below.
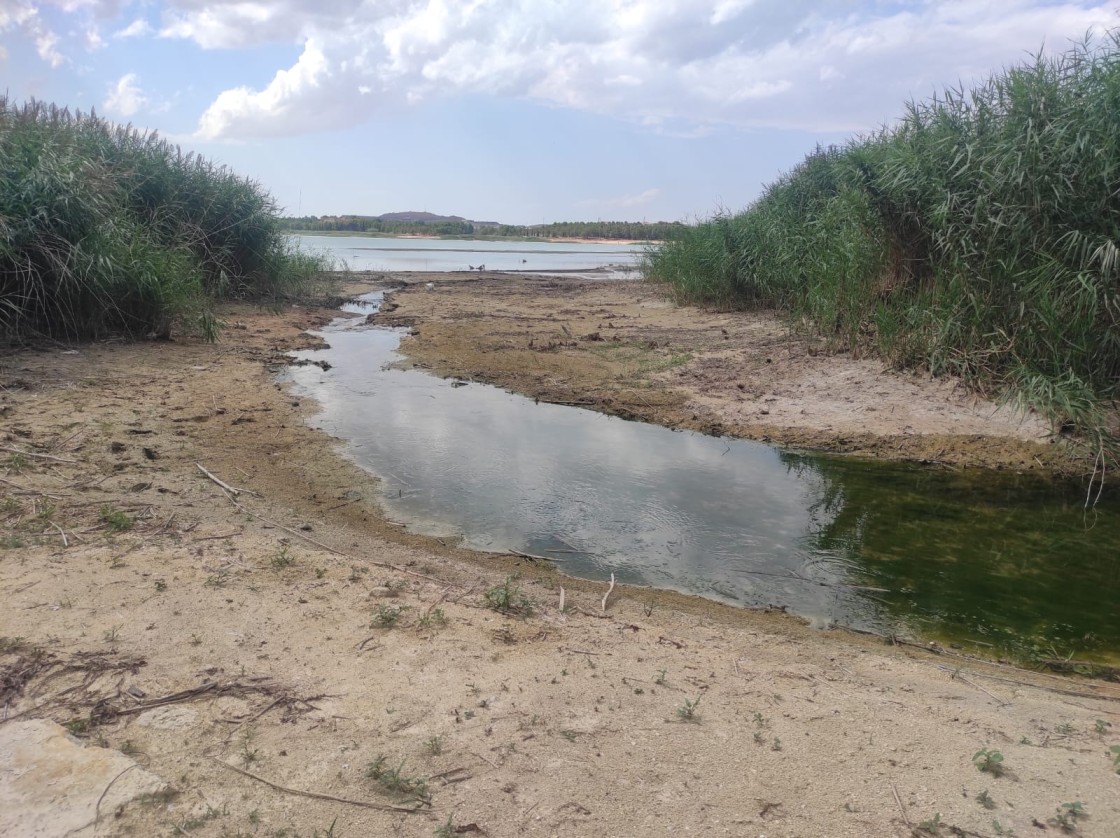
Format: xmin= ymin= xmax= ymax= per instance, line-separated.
xmin=286 ymin=293 xmax=1120 ymax=663
xmin=291 ymin=234 xmax=646 ymax=275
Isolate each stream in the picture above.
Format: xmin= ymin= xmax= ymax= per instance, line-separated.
xmin=285 ymin=292 xmax=1120 ymax=663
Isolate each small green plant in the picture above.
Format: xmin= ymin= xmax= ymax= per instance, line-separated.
xmin=239 ymin=729 xmax=259 ymax=767
xmin=917 ymin=812 xmax=941 ymax=835
xmin=977 ymin=789 xmax=996 ymax=810
xmin=1095 ymin=719 xmax=1111 ymax=735
xmin=8 ymin=452 xmax=27 ymax=473
xmin=64 ymin=717 xmax=90 ymax=736
xmin=559 ymin=729 xmax=578 ymax=741
xmin=154 ymin=579 xmax=167 ymax=592
xmin=484 ymin=575 xmax=532 ymax=614
xmin=752 ymin=712 xmax=768 ymax=728
xmin=0 ymin=535 xmax=27 ymax=549
xmin=1050 ymin=801 xmax=1086 ymax=833
xmin=434 ymin=815 xmax=456 ymax=838
xmin=99 ymin=506 xmax=134 ymax=532
xmin=419 ymin=608 xmax=447 ymax=629
xmin=371 ymin=604 xmax=405 ymax=628
xmin=315 ymin=567 xmax=326 ymax=579
xmin=271 ymin=545 xmax=295 ymax=569
xmin=103 ymin=625 xmax=122 ymax=643
xmin=753 ymin=731 xmax=766 ymax=745
xmin=992 ymin=819 xmax=1015 ymax=836
xmin=190 ymin=633 xmax=203 ymax=646
xmin=366 ymin=755 xmax=430 ymax=804
xmin=654 ymin=669 xmax=667 ymax=686
xmin=1055 ymin=722 xmax=1075 ymax=736
xmin=973 ymin=748 xmax=1005 ymax=776
xmin=1108 ymin=744 xmax=1120 ymax=773
xmin=423 ymin=736 xmax=443 ymax=756
xmin=676 ymin=695 xmax=702 ymax=723
xmin=771 ymin=737 xmax=782 ymax=752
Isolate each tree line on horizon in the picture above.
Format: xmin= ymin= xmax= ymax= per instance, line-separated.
xmin=278 ymin=215 xmax=687 ymax=241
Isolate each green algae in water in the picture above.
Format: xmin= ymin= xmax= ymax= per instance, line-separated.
xmin=790 ymin=452 xmax=1120 ymax=664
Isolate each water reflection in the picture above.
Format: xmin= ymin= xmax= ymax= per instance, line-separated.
xmin=286 ymin=294 xmax=1120 ymax=660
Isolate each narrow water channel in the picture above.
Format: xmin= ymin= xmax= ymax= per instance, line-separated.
xmin=286 ymin=292 xmax=1120 ymax=663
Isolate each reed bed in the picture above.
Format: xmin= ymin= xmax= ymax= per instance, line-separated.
xmin=0 ymin=99 xmax=333 ymax=342
xmin=645 ymin=35 xmax=1120 ymax=460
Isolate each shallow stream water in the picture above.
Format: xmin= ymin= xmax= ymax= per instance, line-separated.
xmin=286 ymin=293 xmax=1120 ymax=662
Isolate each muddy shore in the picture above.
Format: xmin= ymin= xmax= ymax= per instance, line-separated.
xmin=2 ymin=274 xmax=1118 ymax=837
xmin=372 ymin=271 xmax=1069 ymax=473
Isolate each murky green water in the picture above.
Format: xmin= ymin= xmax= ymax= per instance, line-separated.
xmin=286 ymin=293 xmax=1120 ymax=663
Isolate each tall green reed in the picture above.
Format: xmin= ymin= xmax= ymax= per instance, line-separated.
xmin=645 ymin=33 xmax=1120 ymax=463
xmin=0 ymin=98 xmax=333 ymax=341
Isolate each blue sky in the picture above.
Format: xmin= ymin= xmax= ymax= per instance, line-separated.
xmin=3 ymin=1 xmax=1118 ymax=224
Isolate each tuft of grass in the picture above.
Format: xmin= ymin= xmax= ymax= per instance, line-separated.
xmin=676 ymin=695 xmax=702 ymax=723
xmin=484 ymin=575 xmax=533 ymax=615
xmin=423 ymin=736 xmax=443 ymax=757
xmin=270 ymin=545 xmax=295 ymax=569
xmin=365 ymin=755 xmax=430 ymax=805
xmin=98 ymin=506 xmax=133 ymax=532
xmin=371 ymin=604 xmax=406 ymax=628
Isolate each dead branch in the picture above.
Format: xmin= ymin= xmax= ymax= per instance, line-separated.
xmin=210 ymin=759 xmax=425 ymax=813
xmin=601 ymin=572 xmax=616 ymax=612
xmin=0 ymin=445 xmax=79 ymax=464
xmin=195 ymin=463 xmax=260 ymax=497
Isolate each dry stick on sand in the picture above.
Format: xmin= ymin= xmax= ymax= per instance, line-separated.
xmin=940 ymin=665 xmax=1011 ymax=707
xmin=0 ymin=445 xmax=79 ymax=464
xmin=211 ymin=759 xmax=425 ymax=813
xmin=890 ymin=781 xmax=910 ymax=828
xmin=601 ymin=572 xmax=616 ymax=612
xmin=196 ymin=462 xmax=260 ymax=497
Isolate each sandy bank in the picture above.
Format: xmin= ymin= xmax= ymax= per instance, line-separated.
xmin=1 ymin=283 xmax=1117 ymax=837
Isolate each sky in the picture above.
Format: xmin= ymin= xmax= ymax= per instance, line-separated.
xmin=3 ymin=1 xmax=1119 ymax=225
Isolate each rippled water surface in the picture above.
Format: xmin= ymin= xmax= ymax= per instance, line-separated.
xmin=286 ymin=293 xmax=1120 ymax=661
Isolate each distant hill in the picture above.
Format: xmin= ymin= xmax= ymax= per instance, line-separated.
xmin=278 ymin=213 xmax=685 ymax=241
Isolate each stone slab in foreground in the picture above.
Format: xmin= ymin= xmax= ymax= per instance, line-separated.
xmin=0 ymin=719 xmax=167 ymax=837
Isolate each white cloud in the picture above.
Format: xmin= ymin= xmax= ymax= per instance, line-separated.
xmin=113 ymin=18 xmax=153 ymax=39
xmin=104 ymin=72 xmax=146 ymax=116
xmin=14 ymin=1 xmax=1120 ymax=142
xmin=85 ymin=25 xmax=105 ymax=49
xmin=2 ymin=3 xmax=67 ymax=67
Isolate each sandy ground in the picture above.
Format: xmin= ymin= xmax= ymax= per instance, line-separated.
xmin=374 ymin=272 xmax=1068 ymax=472
xmin=2 ymin=277 xmax=1119 ymax=838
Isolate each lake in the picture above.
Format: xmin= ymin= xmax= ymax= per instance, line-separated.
xmin=291 ymin=234 xmax=647 ymax=275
